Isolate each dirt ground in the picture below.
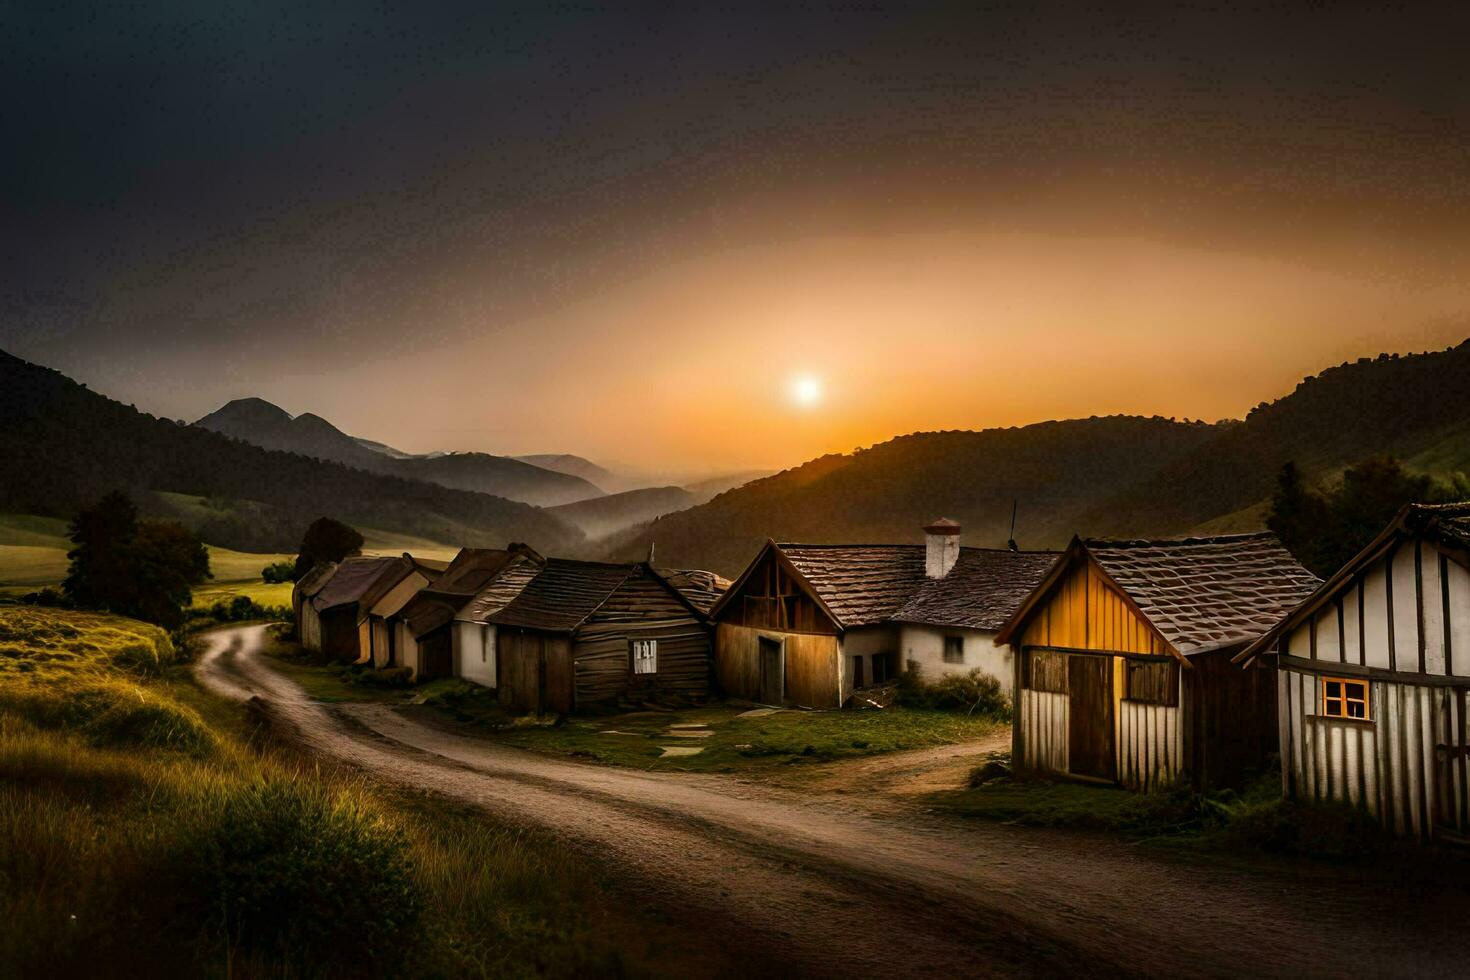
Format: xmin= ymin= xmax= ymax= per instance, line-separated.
xmin=198 ymin=625 xmax=1470 ymax=978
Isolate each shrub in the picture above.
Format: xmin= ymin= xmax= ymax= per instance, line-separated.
xmin=0 ymin=679 xmax=217 ymax=755
xmin=178 ymin=775 xmax=421 ymax=973
xmin=899 ymin=664 xmax=1010 ymax=718
xmin=260 ymin=560 xmax=297 ymax=584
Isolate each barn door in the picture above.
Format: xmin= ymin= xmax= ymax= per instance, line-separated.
xmin=1068 ymin=655 xmax=1116 ymax=781
xmin=1435 ymin=687 xmax=1469 ymax=835
xmin=759 ymin=636 xmax=784 ymax=705
xmin=544 ymin=638 xmax=573 ymax=715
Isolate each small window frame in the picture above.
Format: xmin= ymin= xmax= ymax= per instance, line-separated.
xmin=631 ymin=638 xmax=658 ymax=675
xmin=942 ymin=635 xmax=965 ymax=665
xmin=1321 ymin=676 xmax=1369 ymax=720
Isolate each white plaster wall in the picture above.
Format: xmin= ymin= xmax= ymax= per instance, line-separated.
xmin=397 ymin=620 xmax=420 ymax=678
xmin=898 ymin=624 xmax=1011 ymax=694
xmin=839 ymin=626 xmax=898 ymax=702
xmin=455 ymin=622 xmax=497 ymax=688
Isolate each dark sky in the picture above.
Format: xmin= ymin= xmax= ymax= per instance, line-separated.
xmin=4 ymin=3 xmax=1469 ymax=472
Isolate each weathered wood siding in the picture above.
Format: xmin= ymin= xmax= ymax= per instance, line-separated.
xmin=300 ymin=603 xmax=322 ymax=651
xmin=1277 ymin=539 xmax=1470 ymax=839
xmin=319 ymin=607 xmax=362 ymax=663
xmin=369 ymin=617 xmax=392 ymax=668
xmin=1015 ymin=558 xmax=1178 ymax=788
xmin=718 ymin=547 xmax=839 ymax=635
xmin=1117 ymin=699 xmax=1182 ymax=792
xmin=573 ymin=574 xmax=712 ymax=707
xmin=715 ymin=623 xmax=840 ymax=708
xmin=1019 ymin=689 xmax=1068 ymax=773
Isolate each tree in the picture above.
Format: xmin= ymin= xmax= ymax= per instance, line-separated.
xmin=261 ymin=559 xmax=297 ymax=584
xmin=62 ymin=491 xmax=213 ymax=628
xmin=1269 ymin=457 xmax=1447 ymax=577
xmin=295 ymin=517 xmax=364 ymax=578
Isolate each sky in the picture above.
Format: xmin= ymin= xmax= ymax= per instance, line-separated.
xmin=4 ymin=3 xmax=1469 ymax=476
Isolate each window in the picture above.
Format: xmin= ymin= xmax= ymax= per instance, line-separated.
xmin=1125 ymin=659 xmax=1180 ymax=706
xmin=631 ymin=639 xmax=657 ymax=675
xmin=1322 ymin=677 xmax=1369 ymax=719
xmin=943 ymin=636 xmax=965 ymax=664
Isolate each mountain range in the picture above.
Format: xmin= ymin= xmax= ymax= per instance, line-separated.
xmin=194 ymin=399 xmax=604 ymax=507
xmin=606 ymin=343 xmax=1470 ymax=576
xmin=0 ymin=351 xmax=582 ymax=556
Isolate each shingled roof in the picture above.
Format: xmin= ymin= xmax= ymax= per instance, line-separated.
xmin=653 ymin=567 xmax=731 ymax=615
xmin=398 ymin=547 xmax=541 ymax=638
xmin=313 ymin=556 xmax=408 ymax=612
xmin=757 ymin=543 xmax=1059 ymax=630
xmin=892 ymin=549 xmax=1060 ymax=630
xmin=294 ymin=561 xmax=339 ymax=603
xmin=1082 ymin=532 xmax=1320 ymax=655
xmin=486 ymin=559 xmax=635 ymax=632
xmin=456 ymin=556 xmax=544 ymax=624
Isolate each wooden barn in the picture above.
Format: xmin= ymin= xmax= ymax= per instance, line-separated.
xmin=995 ymin=533 xmax=1319 ymax=791
xmin=309 ymin=556 xmax=417 ymax=663
xmin=362 ymin=554 xmax=448 ymax=668
xmin=1237 ymin=503 xmax=1470 ymax=840
xmin=293 ymin=560 xmax=338 ymax=651
xmin=709 ymin=521 xmax=1056 ymax=709
xmin=485 ymin=560 xmax=714 ymax=714
xmin=393 ymin=547 xmax=541 ymax=680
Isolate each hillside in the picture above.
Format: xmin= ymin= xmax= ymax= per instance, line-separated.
xmin=610 ymin=416 xmax=1220 ymax=575
xmin=513 ymin=453 xmax=614 ymax=491
xmin=611 ymin=342 xmax=1470 ymax=576
xmin=1079 ymin=343 xmax=1470 ymax=535
xmin=196 ymin=399 xmax=605 ymax=506
xmin=546 ymin=486 xmax=698 ymax=540
xmin=0 ymin=351 xmax=583 ymax=555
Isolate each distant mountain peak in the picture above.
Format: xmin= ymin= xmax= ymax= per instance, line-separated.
xmin=200 ymin=397 xmax=293 ymax=426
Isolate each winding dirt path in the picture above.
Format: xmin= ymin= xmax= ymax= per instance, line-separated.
xmin=198 ymin=625 xmax=1467 ymax=978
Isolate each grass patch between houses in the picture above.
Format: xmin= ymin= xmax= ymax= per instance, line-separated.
xmin=0 ymin=608 xmax=708 ymax=977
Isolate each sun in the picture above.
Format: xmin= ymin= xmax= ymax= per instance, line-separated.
xmin=789 ymin=374 xmax=823 ymax=408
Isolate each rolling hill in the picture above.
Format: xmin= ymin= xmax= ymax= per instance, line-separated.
xmin=0 ymin=350 xmax=583 ymax=556
xmin=195 ymin=398 xmax=605 ymax=506
xmin=546 ymin=486 xmax=698 ymax=540
xmin=610 ymin=343 xmax=1470 ymax=577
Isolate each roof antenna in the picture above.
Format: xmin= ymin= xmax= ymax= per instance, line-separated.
xmin=1007 ymin=499 xmax=1019 ymax=552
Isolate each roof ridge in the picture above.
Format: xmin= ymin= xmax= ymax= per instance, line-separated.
xmin=1086 ymin=531 xmax=1280 ymax=548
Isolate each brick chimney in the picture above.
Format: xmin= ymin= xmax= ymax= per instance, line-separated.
xmin=924 ymin=518 xmax=961 ymax=578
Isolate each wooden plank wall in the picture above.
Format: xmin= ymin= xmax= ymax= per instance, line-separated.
xmin=718 ymin=549 xmax=838 ymax=635
xmin=1019 ymin=558 xmax=1169 ymax=655
xmin=1019 ymin=690 xmax=1068 ymax=773
xmin=1280 ymin=668 xmax=1470 ymax=839
xmin=715 ymin=623 xmax=839 ymax=707
xmin=1117 ymin=701 xmax=1182 ymax=791
xmin=574 ymin=574 xmax=712 ymax=707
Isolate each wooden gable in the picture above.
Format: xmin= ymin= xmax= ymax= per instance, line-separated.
xmin=1015 ymin=551 xmax=1174 ymax=658
xmin=713 ymin=543 xmax=840 ymax=635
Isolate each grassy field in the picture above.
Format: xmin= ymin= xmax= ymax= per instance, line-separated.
xmin=0 ymin=606 xmax=706 ymax=977
xmin=267 ymin=642 xmax=1003 ymax=773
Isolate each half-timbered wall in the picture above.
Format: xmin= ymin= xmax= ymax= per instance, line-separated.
xmin=1014 ymin=558 xmax=1183 ymax=790
xmin=716 ymin=622 xmax=841 ymax=707
xmin=573 ymin=573 xmax=712 ymax=707
xmin=1277 ymin=538 xmax=1470 ymax=838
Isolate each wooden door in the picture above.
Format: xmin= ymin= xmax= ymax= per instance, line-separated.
xmin=420 ymin=629 xmax=452 ymax=679
xmin=544 ymin=637 xmax=574 ymax=715
xmin=759 ymin=636 xmax=783 ymax=705
xmin=1068 ymin=655 xmax=1116 ymax=780
xmin=498 ymin=630 xmax=541 ymax=713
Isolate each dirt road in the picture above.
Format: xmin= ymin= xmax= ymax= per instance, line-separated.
xmin=198 ymin=625 xmax=1467 ymax=978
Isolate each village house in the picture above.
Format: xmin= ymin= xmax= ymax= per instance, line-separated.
xmin=708 ymin=521 xmax=1057 ymax=709
xmin=363 ymin=554 xmax=449 ymax=668
xmin=392 ymin=546 xmax=542 ymax=680
xmin=306 ymin=555 xmax=421 ymax=663
xmin=1237 ymin=503 xmax=1470 ymax=841
xmin=292 ymin=560 xmax=338 ymax=651
xmin=485 ymin=559 xmax=714 ymax=714
xmin=995 ymin=533 xmax=1319 ymax=791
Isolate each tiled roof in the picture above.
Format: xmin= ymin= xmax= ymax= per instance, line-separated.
xmin=893 ymin=549 xmax=1060 ymax=630
xmin=654 ymin=567 xmax=731 ymax=615
xmin=777 ymin=544 xmax=928 ymax=627
xmin=312 ymin=556 xmax=406 ymax=612
xmin=1407 ymin=502 xmax=1470 ymax=551
xmin=1085 ymin=532 xmax=1321 ymax=654
xmin=428 ymin=548 xmax=520 ymax=596
xmin=456 ymin=556 xmax=543 ymax=623
xmin=294 ymin=561 xmax=338 ymax=601
xmin=487 ymin=559 xmax=634 ymax=632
